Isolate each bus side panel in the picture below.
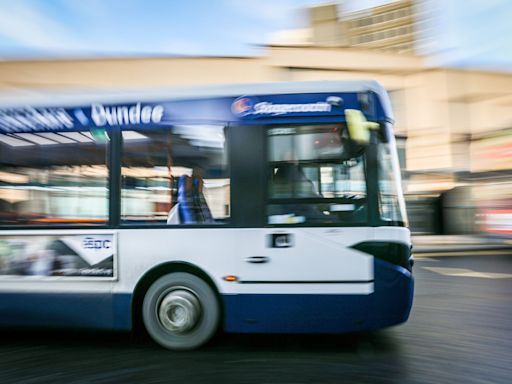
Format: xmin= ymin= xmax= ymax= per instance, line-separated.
xmin=0 ymin=292 xmax=115 ymax=330
xmin=222 ymin=292 xmax=373 ymax=333
xmin=0 ymin=291 xmax=131 ymax=331
xmin=0 ymin=230 xmax=119 ymax=331
xmin=112 ymin=292 xmax=132 ymax=330
xmin=112 ymin=228 xmax=239 ymax=329
xmin=114 ymin=228 xmax=237 ymax=293
xmin=114 ymin=228 xmax=377 ymax=334
xmin=222 ymin=258 xmax=413 ymax=333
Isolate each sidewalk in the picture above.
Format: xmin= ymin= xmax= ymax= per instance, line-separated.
xmin=412 ymin=235 xmax=512 ymax=254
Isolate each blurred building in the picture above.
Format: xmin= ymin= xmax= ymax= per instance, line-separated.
xmin=1 ymin=1 xmax=511 ymax=233
xmin=309 ymin=1 xmax=417 ymax=54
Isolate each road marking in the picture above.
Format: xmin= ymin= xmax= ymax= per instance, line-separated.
xmin=422 ymin=266 xmax=512 ymax=279
xmin=415 ymin=249 xmax=512 ymax=257
xmin=416 ymin=257 xmax=439 ymax=262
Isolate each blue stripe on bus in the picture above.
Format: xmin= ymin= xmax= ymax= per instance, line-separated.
xmin=222 ymin=259 xmax=413 ymax=333
xmin=113 ymin=293 xmax=132 ymax=330
xmin=0 ymin=292 xmax=132 ymax=331
xmin=0 ymin=260 xmax=413 ymax=334
xmin=0 ymin=91 xmax=388 ymax=134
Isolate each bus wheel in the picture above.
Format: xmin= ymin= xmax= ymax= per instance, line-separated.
xmin=142 ymin=272 xmax=220 ymax=350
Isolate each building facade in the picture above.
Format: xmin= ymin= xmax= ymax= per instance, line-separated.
xmin=309 ymin=1 xmax=419 ymax=54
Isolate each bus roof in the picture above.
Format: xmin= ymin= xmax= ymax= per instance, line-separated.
xmin=0 ymin=80 xmax=395 ymax=134
xmin=0 ymin=80 xmax=392 ymax=118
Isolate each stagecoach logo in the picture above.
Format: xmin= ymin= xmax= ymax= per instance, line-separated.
xmin=231 ymin=97 xmax=253 ymax=116
xmin=231 ymin=96 xmax=333 ymax=117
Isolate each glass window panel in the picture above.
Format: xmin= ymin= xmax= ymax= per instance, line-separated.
xmin=378 ymin=141 xmax=406 ymax=224
xmin=121 ymin=126 xmax=229 ymax=225
xmin=0 ymin=131 xmax=109 ymax=225
xmin=267 ymin=125 xmax=367 ymax=225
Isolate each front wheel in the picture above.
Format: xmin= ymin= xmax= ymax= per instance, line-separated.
xmin=142 ymin=272 xmax=220 ymax=350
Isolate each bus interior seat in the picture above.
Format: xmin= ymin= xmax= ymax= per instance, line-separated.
xmin=192 ymin=177 xmax=213 ymax=223
xmin=169 ymin=175 xmax=213 ymax=225
xmin=176 ymin=175 xmax=195 ymax=224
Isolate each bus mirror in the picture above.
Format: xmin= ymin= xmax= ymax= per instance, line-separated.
xmin=345 ymin=109 xmax=379 ymax=145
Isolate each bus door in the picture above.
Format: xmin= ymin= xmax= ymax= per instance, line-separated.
xmin=235 ymin=226 xmax=374 ymax=288
xmin=233 ymin=124 xmax=374 ymax=290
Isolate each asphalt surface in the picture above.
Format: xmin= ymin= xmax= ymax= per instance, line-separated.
xmin=0 ymin=253 xmax=510 ymax=384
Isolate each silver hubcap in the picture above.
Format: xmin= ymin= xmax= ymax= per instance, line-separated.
xmin=158 ymin=289 xmax=201 ymax=334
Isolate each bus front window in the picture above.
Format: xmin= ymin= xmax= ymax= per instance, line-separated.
xmin=267 ymin=125 xmax=367 ymax=225
xmin=378 ymin=136 xmax=408 ymax=226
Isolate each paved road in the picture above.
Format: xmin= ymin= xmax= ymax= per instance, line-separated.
xmin=0 ymin=253 xmax=510 ymax=384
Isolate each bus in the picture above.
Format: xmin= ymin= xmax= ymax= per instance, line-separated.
xmin=0 ymin=81 xmax=414 ymax=350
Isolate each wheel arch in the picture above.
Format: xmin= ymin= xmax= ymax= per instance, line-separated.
xmin=131 ymin=261 xmax=223 ymax=333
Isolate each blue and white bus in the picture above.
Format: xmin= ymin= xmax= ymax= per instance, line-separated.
xmin=0 ymin=81 xmax=413 ymax=350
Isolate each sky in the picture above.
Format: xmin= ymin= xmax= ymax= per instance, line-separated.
xmin=0 ymin=0 xmax=510 ymax=71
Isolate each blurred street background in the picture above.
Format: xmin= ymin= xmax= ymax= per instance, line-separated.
xmin=0 ymin=0 xmax=511 ymax=383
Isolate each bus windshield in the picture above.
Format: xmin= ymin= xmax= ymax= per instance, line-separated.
xmin=267 ymin=124 xmax=367 ymax=225
xmin=377 ymin=136 xmax=408 ymax=226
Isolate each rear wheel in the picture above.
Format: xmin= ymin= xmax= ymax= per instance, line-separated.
xmin=142 ymin=272 xmax=220 ymax=350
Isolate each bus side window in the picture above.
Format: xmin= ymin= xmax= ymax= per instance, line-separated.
xmin=120 ymin=126 xmax=230 ymax=225
xmin=0 ymin=131 xmax=109 ymax=226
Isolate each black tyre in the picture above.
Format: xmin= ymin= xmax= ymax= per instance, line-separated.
xmin=142 ymin=272 xmax=220 ymax=350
